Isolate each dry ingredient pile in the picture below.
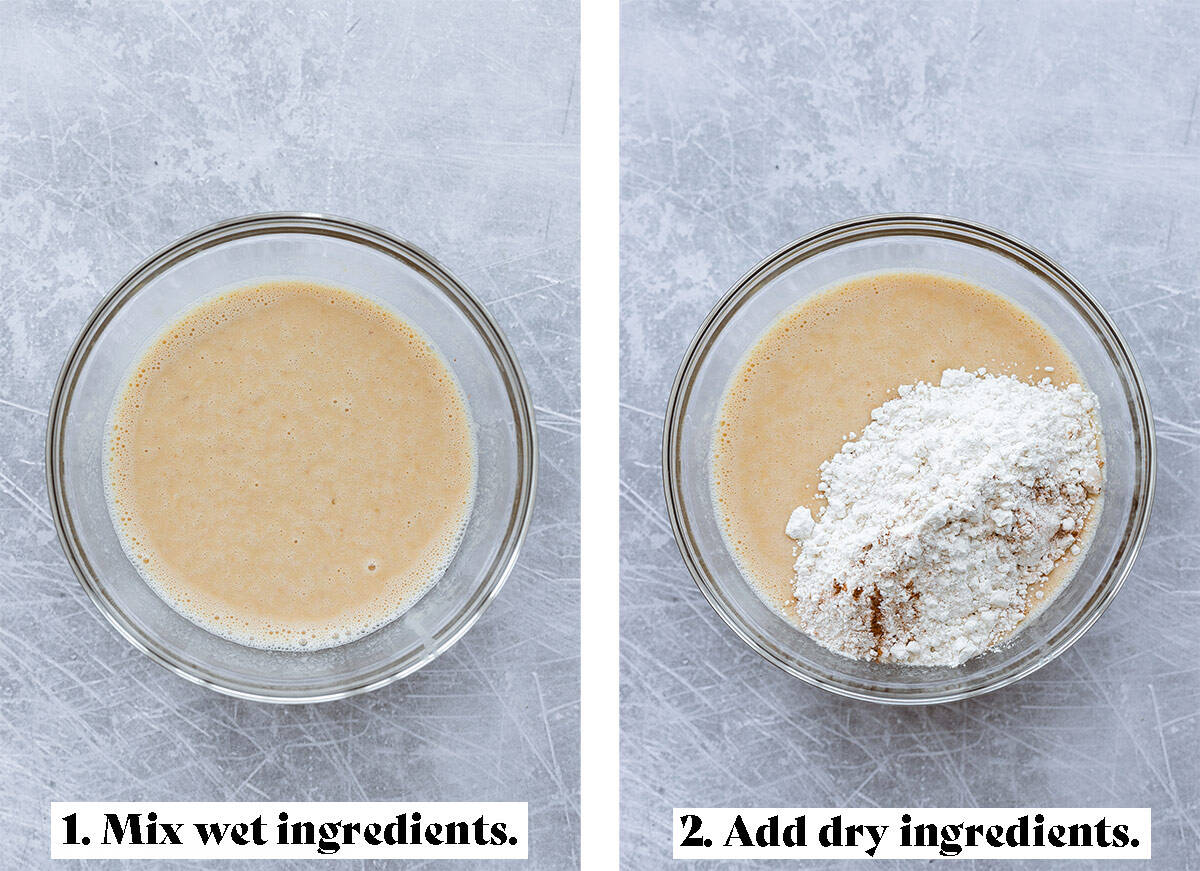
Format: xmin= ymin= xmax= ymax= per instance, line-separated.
xmin=786 ymin=368 xmax=1104 ymax=666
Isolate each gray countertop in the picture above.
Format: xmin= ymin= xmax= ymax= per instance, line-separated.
xmin=621 ymin=1 xmax=1197 ymax=868
xmin=0 ymin=2 xmax=579 ymax=868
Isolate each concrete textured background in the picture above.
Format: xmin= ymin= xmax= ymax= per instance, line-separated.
xmin=622 ymin=1 xmax=1197 ymax=868
xmin=0 ymin=1 xmax=578 ymax=868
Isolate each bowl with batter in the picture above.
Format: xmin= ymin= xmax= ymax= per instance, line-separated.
xmin=664 ymin=215 xmax=1154 ymax=703
xmin=48 ymin=213 xmax=536 ymax=702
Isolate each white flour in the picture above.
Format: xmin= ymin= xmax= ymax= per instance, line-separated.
xmin=786 ymin=368 xmax=1103 ymax=666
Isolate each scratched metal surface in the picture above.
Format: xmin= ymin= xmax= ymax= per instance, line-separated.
xmin=621 ymin=1 xmax=1198 ymax=868
xmin=0 ymin=2 xmax=579 ymax=868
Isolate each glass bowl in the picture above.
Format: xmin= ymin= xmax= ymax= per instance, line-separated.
xmin=663 ymin=214 xmax=1155 ymax=704
xmin=47 ymin=212 xmax=537 ymax=703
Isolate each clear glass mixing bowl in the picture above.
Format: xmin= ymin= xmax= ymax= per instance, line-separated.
xmin=663 ymin=214 xmax=1155 ymax=704
xmin=47 ymin=213 xmax=537 ymax=702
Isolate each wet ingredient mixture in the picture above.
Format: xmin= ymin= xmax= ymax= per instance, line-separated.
xmin=105 ymin=280 xmax=476 ymax=651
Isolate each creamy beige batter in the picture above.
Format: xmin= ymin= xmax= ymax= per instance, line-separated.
xmin=105 ymin=280 xmax=476 ymax=650
xmin=712 ymin=271 xmax=1100 ymax=632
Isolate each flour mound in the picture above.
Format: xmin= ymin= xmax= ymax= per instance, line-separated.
xmin=787 ymin=368 xmax=1103 ymax=666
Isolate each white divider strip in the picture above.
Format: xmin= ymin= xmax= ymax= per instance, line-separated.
xmin=579 ymin=0 xmax=621 ymax=868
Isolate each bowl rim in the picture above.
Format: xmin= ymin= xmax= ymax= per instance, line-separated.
xmin=662 ymin=212 xmax=1156 ymax=704
xmin=46 ymin=211 xmax=538 ymax=704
